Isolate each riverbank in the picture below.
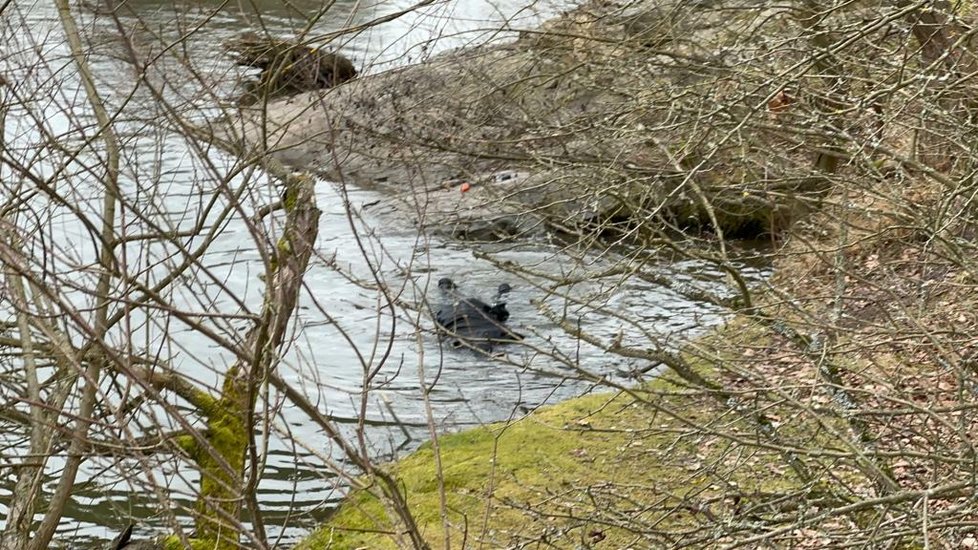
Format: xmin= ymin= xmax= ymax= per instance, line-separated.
xmin=296 ymin=183 xmax=978 ymax=548
xmin=216 ymin=0 xmax=978 ymax=547
xmin=296 ymin=359 xmax=798 ymax=549
xmin=218 ymin=0 xmax=815 ymax=242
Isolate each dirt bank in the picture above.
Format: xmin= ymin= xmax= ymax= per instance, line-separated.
xmin=217 ymin=0 xmax=810 ymax=242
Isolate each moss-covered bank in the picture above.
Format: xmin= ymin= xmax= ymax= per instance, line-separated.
xmin=296 ymin=339 xmax=810 ymax=549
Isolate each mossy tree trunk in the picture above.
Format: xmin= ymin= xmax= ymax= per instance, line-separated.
xmin=177 ymin=171 xmax=321 ymax=549
xmin=904 ymin=1 xmax=975 ymax=170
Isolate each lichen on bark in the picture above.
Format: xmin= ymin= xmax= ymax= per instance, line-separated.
xmin=179 ymin=169 xmax=320 ymax=549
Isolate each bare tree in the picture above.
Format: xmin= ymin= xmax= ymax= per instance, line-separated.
xmin=0 ymin=0 xmax=437 ymax=547
xmin=233 ymin=0 xmax=978 ymax=547
xmin=5 ymin=0 xmax=978 ymax=548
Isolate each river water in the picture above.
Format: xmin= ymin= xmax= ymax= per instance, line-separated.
xmin=0 ymin=1 xmax=768 ymax=547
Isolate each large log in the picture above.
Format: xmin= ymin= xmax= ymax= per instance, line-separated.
xmin=225 ymin=32 xmax=357 ymax=100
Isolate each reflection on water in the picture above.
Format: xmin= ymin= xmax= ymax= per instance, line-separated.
xmin=105 ymin=0 xmax=557 ymax=71
xmin=0 ymin=0 xmax=769 ymax=547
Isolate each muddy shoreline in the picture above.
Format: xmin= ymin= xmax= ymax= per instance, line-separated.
xmin=217 ymin=0 xmax=794 ymax=242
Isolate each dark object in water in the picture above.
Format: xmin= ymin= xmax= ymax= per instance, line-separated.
xmin=225 ymin=32 xmax=357 ymax=100
xmin=435 ymin=278 xmax=523 ymax=351
xmin=107 ymin=523 xmax=160 ymax=549
xmin=110 ymin=524 xmax=133 ymax=549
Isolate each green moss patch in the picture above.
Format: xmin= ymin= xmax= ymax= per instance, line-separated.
xmin=297 ymin=366 xmax=807 ymax=549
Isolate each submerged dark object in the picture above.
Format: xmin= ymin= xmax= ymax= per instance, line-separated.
xmin=435 ymin=278 xmax=523 ymax=351
xmin=225 ymin=32 xmax=357 ymax=100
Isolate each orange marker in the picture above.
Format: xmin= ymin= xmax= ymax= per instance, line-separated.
xmin=768 ymin=90 xmax=792 ymax=114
